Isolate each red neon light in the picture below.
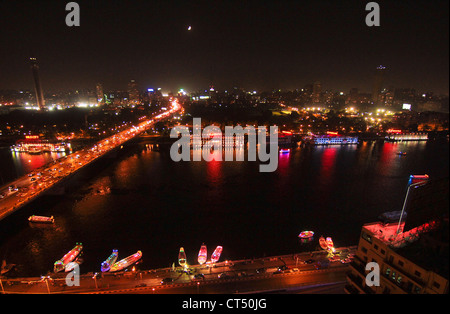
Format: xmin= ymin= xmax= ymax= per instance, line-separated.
xmin=387 ymin=129 xmax=402 ymax=134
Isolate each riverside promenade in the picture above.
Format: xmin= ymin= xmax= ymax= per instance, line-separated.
xmin=0 ymin=246 xmax=356 ymax=294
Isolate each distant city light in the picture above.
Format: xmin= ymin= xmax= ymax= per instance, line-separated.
xmin=402 ymin=103 xmax=412 ymax=110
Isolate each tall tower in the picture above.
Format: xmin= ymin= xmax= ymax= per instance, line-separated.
xmin=96 ymin=83 xmax=104 ymax=104
xmin=29 ymin=57 xmax=45 ymax=110
xmin=372 ymin=65 xmax=386 ymax=107
xmin=127 ymin=79 xmax=139 ymax=104
xmin=312 ymin=81 xmax=321 ymax=103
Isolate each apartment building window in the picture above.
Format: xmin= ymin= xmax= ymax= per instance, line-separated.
xmin=414 ymin=270 xmax=421 ymax=278
xmin=398 ymin=260 xmax=404 ymax=267
xmin=386 ymin=268 xmax=391 ymax=277
xmin=362 ymin=232 xmax=372 ymax=243
xmin=433 ymin=281 xmax=441 ymax=289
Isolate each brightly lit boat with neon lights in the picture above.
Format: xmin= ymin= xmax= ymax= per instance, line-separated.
xmin=326 ymin=237 xmax=334 ymax=250
xmin=101 ymin=249 xmax=118 ymax=272
xmin=198 ymin=244 xmax=207 ymax=265
xmin=279 ymin=148 xmax=290 ymax=154
xmin=298 ymin=231 xmax=314 ymax=239
xmin=178 ymin=247 xmax=187 ymax=267
xmin=109 ymin=250 xmax=142 ymax=272
xmin=28 ymin=215 xmax=54 ymax=224
xmin=65 ymin=262 xmax=79 ymax=273
xmin=54 ymin=243 xmax=83 ymax=272
xmin=210 ymin=246 xmax=223 ymax=263
xmin=319 ymin=236 xmax=328 ymax=250
xmin=313 ymin=135 xmax=358 ymax=145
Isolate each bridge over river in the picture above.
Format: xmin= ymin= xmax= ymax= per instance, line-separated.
xmin=0 ymin=100 xmax=181 ymax=221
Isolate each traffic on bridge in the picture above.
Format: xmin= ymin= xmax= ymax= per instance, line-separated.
xmin=0 ymin=100 xmax=181 ymax=221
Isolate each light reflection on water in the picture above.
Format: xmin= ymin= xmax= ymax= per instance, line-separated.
xmin=0 ymin=148 xmax=67 ymax=183
xmin=0 ymin=140 xmax=447 ymax=277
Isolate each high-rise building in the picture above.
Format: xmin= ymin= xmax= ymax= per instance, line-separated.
xmin=372 ymin=65 xmax=386 ymax=107
xmin=29 ymin=57 xmax=45 ymax=110
xmin=312 ymin=81 xmax=321 ymax=104
xmin=127 ymin=79 xmax=139 ymax=104
xmin=96 ymin=83 xmax=104 ymax=104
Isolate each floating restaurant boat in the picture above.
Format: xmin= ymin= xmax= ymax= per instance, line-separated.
xmin=101 ymin=249 xmax=118 ymax=272
xmin=198 ymin=244 xmax=207 ymax=265
xmin=54 ymin=243 xmax=83 ymax=272
xmin=279 ymin=148 xmax=290 ymax=154
xmin=210 ymin=246 xmax=223 ymax=263
xmin=385 ymin=132 xmax=428 ymax=142
xmin=28 ymin=215 xmax=54 ymax=224
xmin=11 ymin=135 xmax=71 ymax=154
xmin=178 ymin=247 xmax=187 ymax=267
xmin=313 ymin=135 xmax=358 ymax=145
xmin=319 ymin=236 xmax=328 ymax=250
xmin=109 ymin=250 xmax=142 ymax=272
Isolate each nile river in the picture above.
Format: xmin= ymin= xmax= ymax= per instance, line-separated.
xmin=0 ymin=139 xmax=448 ymax=277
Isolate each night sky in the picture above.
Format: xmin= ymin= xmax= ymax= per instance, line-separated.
xmin=0 ymin=0 xmax=448 ymax=94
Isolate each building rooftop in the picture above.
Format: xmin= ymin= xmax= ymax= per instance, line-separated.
xmin=364 ymin=218 xmax=449 ymax=279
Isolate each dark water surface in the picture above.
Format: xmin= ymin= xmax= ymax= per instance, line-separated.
xmin=0 ymin=139 xmax=448 ymax=277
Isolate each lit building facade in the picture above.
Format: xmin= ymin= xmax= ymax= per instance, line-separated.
xmin=345 ymin=178 xmax=449 ymax=294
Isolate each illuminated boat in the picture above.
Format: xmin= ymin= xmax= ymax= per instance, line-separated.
xmin=326 ymin=237 xmax=334 ymax=250
xmin=279 ymin=148 xmax=290 ymax=154
xmin=319 ymin=236 xmax=328 ymax=250
xmin=65 ymin=262 xmax=79 ymax=272
xmin=101 ymin=249 xmax=118 ymax=272
xmin=54 ymin=243 xmax=83 ymax=272
xmin=397 ymin=151 xmax=407 ymax=156
xmin=298 ymin=231 xmax=314 ymax=239
xmin=198 ymin=244 xmax=207 ymax=265
xmin=314 ymin=135 xmax=358 ymax=145
xmin=109 ymin=250 xmax=142 ymax=272
xmin=28 ymin=215 xmax=54 ymax=224
xmin=178 ymin=247 xmax=187 ymax=267
xmin=210 ymin=246 xmax=223 ymax=263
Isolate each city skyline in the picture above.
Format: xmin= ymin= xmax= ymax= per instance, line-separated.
xmin=0 ymin=1 xmax=448 ymax=95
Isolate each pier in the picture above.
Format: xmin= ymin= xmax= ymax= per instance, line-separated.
xmin=0 ymin=246 xmax=356 ymax=294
